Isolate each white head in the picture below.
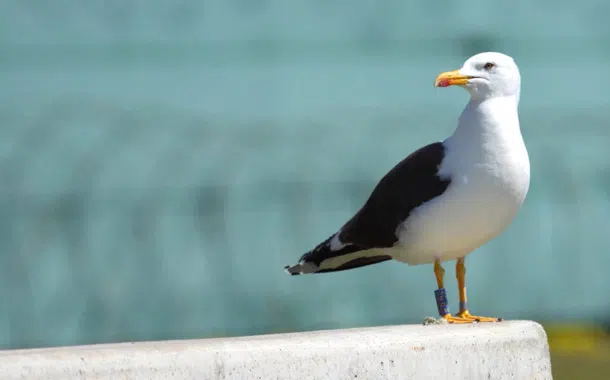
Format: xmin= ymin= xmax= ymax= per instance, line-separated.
xmin=434 ymin=52 xmax=521 ymax=102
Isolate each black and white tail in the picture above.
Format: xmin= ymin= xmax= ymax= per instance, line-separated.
xmin=284 ymin=234 xmax=392 ymax=275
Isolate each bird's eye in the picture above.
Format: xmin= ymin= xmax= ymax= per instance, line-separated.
xmin=483 ymin=62 xmax=495 ymax=70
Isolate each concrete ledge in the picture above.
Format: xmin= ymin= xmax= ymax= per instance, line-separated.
xmin=0 ymin=320 xmax=552 ymax=379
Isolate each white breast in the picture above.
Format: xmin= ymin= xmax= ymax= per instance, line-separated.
xmin=393 ymin=97 xmax=530 ymax=265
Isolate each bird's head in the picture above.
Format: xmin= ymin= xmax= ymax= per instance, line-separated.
xmin=434 ymin=52 xmax=521 ymax=101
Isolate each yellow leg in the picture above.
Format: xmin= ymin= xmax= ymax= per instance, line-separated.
xmin=434 ymin=260 xmax=471 ymax=324
xmin=454 ymin=258 xmax=502 ymax=322
xmin=433 ymin=259 xmax=445 ymax=289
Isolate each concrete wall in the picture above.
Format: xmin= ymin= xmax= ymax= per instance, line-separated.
xmin=0 ymin=321 xmax=552 ymax=379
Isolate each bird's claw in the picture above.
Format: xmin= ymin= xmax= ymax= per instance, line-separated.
xmin=454 ymin=310 xmax=502 ymax=323
xmin=441 ymin=311 xmax=502 ymax=324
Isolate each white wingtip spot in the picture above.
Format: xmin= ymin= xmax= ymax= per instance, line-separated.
xmin=329 ymin=233 xmax=351 ymax=251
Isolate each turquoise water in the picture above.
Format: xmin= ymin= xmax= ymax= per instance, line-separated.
xmin=0 ymin=1 xmax=609 ymax=349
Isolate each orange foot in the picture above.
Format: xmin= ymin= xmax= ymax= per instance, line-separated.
xmin=455 ymin=310 xmax=503 ymax=323
xmin=441 ymin=313 xmax=476 ymax=324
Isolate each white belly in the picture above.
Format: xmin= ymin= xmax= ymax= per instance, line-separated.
xmin=393 ymin=141 xmax=530 ymax=265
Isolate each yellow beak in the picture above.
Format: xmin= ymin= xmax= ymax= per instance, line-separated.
xmin=434 ymin=70 xmax=472 ymax=88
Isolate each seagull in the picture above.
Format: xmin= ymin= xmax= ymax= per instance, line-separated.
xmin=284 ymin=52 xmax=530 ymax=323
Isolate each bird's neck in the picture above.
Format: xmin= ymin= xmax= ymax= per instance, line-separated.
xmin=446 ymin=95 xmax=524 ymax=158
xmin=455 ymin=96 xmax=520 ymax=138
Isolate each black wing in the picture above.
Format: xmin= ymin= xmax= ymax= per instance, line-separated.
xmin=286 ymin=142 xmax=450 ymax=274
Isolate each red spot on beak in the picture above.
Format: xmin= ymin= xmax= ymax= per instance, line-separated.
xmin=437 ymin=79 xmax=450 ymax=87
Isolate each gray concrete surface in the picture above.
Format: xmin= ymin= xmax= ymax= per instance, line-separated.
xmin=0 ymin=320 xmax=552 ymax=379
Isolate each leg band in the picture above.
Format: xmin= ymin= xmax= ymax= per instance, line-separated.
xmin=434 ymin=288 xmax=450 ymax=316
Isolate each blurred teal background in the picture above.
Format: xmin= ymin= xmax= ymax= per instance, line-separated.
xmin=1 ymin=0 xmax=610 ymax=351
